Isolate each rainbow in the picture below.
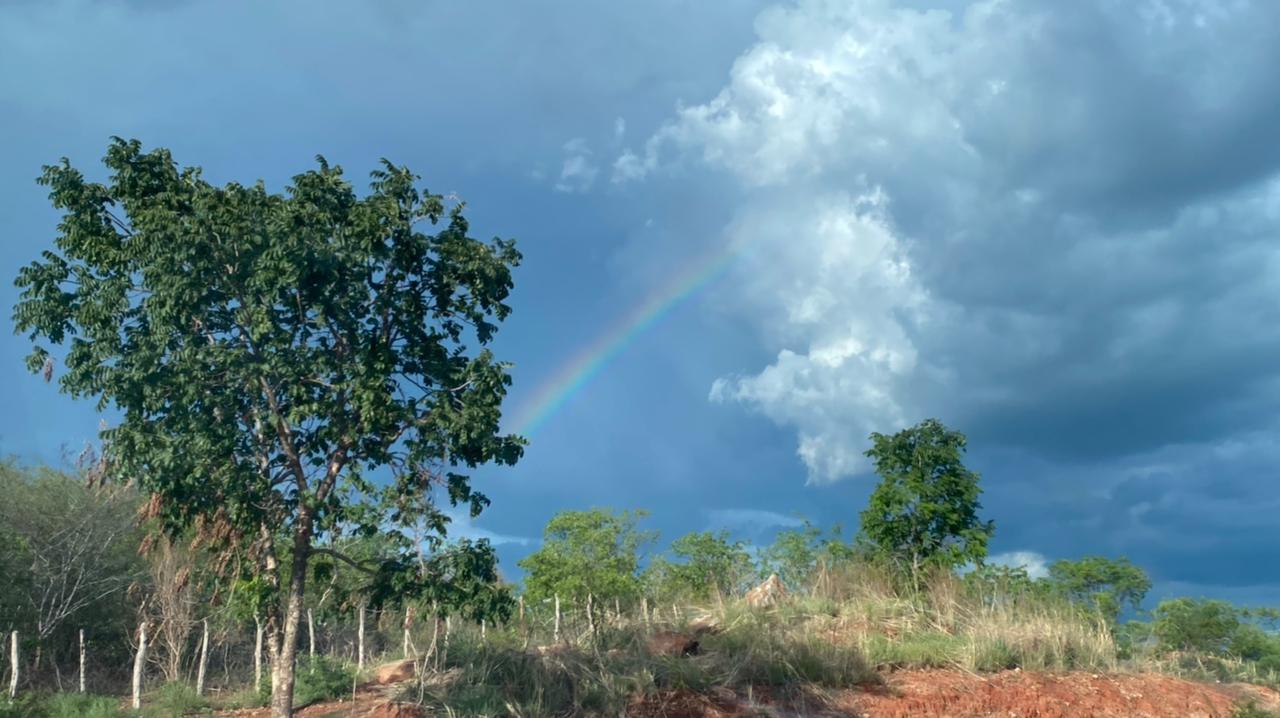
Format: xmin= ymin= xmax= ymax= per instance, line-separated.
xmin=510 ymin=239 xmax=744 ymax=436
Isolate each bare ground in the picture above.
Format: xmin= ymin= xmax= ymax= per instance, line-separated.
xmin=214 ymin=669 xmax=1280 ymax=717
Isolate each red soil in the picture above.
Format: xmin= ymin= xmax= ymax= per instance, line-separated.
xmin=841 ymin=670 xmax=1280 ymax=718
xmin=216 ymin=670 xmax=1280 ymax=717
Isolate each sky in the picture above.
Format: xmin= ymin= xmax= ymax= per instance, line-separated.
xmin=3 ymin=0 xmax=1279 ymax=608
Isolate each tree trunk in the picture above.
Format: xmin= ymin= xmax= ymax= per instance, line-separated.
xmin=195 ymin=619 xmax=209 ymax=696
xmin=131 ymin=620 xmax=147 ymax=710
xmin=78 ymin=629 xmax=85 ymax=693
xmin=267 ymin=536 xmax=310 ymax=718
xmin=553 ymin=595 xmax=561 ymax=644
xmin=307 ymin=609 xmax=315 ymax=663
xmin=587 ymin=593 xmax=596 ymax=639
xmin=356 ymin=603 xmax=366 ymax=672
xmin=8 ymin=631 xmax=17 ymax=699
xmin=254 ymin=615 xmax=264 ymax=694
xmin=642 ymin=597 xmax=650 ymax=628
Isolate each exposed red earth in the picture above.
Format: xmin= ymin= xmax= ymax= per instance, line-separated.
xmin=215 ymin=667 xmax=1280 ymax=717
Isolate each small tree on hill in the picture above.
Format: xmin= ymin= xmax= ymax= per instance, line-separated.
xmin=757 ymin=520 xmax=852 ymax=592
xmin=857 ymin=419 xmax=994 ymax=584
xmin=1046 ymin=556 xmax=1151 ymax=624
xmin=666 ymin=531 xmax=754 ymax=601
xmin=519 ymin=509 xmax=654 ymax=608
xmin=13 ymin=139 xmax=524 ymax=717
xmin=1152 ymin=598 xmax=1241 ymax=654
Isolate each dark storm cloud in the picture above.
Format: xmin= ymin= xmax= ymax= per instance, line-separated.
xmin=620 ymin=0 xmax=1280 ymax=598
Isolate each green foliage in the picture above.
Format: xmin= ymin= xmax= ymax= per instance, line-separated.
xmin=857 ymin=419 xmax=994 ymax=578
xmin=964 ymin=564 xmax=1042 ymax=600
xmin=757 ymin=521 xmax=852 ymax=592
xmin=1232 ymin=703 xmax=1278 ymax=718
xmin=0 ymin=461 xmax=143 ymax=673
xmin=1046 ymin=556 xmax=1151 ymax=624
xmin=0 ymin=694 xmax=124 ymax=718
xmin=139 ymin=682 xmax=212 ymax=718
xmin=292 ymin=656 xmax=357 ymax=708
xmin=1153 ymin=597 xmax=1242 ymax=654
xmin=519 ymin=509 xmax=655 ymax=604
xmin=13 ymin=139 xmax=524 ymax=703
xmin=661 ymin=531 xmax=755 ymax=601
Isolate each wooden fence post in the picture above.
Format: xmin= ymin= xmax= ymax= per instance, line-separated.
xmin=442 ymin=615 xmax=451 ymax=667
xmin=253 ymin=615 xmax=264 ymax=693
xmin=307 ymin=609 xmax=316 ymax=663
xmin=195 ymin=619 xmax=209 ymax=696
xmin=357 ymin=603 xmax=366 ymax=671
xmin=553 ymin=594 xmax=561 ymax=644
xmin=8 ymin=631 xmax=17 ymax=699
xmin=403 ymin=606 xmax=413 ymax=658
xmin=518 ymin=596 xmax=528 ymax=649
xmin=131 ymin=620 xmax=147 ymax=710
xmin=429 ymin=616 xmax=440 ymax=671
xmin=78 ymin=629 xmax=86 ymax=694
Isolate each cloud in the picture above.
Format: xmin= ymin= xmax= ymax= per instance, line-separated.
xmin=446 ymin=509 xmax=534 ymax=547
xmin=622 ymin=0 xmax=1280 ymax=484
xmin=988 ymin=550 xmax=1050 ymax=580
xmin=706 ymin=508 xmax=805 ymax=532
xmin=708 ymin=188 xmax=931 ymax=481
xmin=554 ymin=138 xmax=599 ymax=193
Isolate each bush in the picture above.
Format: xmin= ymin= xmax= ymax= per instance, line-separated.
xmin=139 ymin=682 xmax=211 ymax=717
xmin=293 ymin=656 xmax=357 ymax=708
xmin=0 ymin=693 xmax=125 ymax=718
xmin=1153 ymin=598 xmax=1241 ymax=654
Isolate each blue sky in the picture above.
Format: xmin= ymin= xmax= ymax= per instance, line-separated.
xmin=4 ymin=0 xmax=1280 ymax=607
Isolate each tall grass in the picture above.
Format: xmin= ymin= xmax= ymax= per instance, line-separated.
xmin=397 ymin=561 xmax=1121 ymax=715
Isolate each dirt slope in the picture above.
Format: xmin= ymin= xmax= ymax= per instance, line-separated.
xmin=839 ymin=670 xmax=1280 ymax=718
xmin=215 ymin=669 xmax=1280 ymax=717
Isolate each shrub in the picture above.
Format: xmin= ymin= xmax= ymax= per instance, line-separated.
xmin=293 ymin=656 xmax=357 ymax=708
xmin=139 ymin=682 xmax=211 ymax=717
xmin=0 ymin=694 xmax=126 ymax=718
xmin=1153 ymin=598 xmax=1241 ymax=654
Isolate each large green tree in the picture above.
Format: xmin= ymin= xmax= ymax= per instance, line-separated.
xmin=12 ymin=139 xmax=523 ymax=717
xmin=519 ymin=509 xmax=654 ymax=607
xmin=857 ymin=419 xmax=994 ymax=581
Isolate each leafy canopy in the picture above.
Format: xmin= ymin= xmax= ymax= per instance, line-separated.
xmin=12 ymin=139 xmax=525 ymax=710
xmin=757 ymin=521 xmax=852 ymax=592
xmin=519 ymin=509 xmax=655 ymax=604
xmin=1046 ymin=556 xmax=1151 ymax=624
xmin=664 ymin=530 xmax=755 ymax=601
xmin=1153 ymin=597 xmax=1242 ymax=654
xmin=857 ymin=418 xmax=994 ymax=576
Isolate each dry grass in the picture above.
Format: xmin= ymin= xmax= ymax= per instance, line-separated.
xmin=397 ymin=564 xmax=1121 ymax=715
